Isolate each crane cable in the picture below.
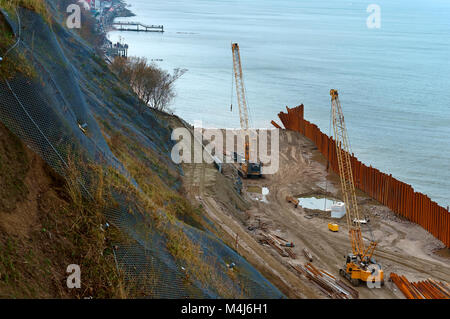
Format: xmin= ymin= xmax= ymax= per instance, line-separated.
xmin=324 ymin=101 xmax=333 ymax=211
xmin=230 ymin=53 xmax=234 ymax=112
xmin=333 ymin=93 xmax=376 ymax=245
xmin=244 ymin=78 xmax=255 ymax=130
xmin=340 ymin=97 xmax=375 ymax=243
xmin=230 ymin=44 xmax=255 ymax=129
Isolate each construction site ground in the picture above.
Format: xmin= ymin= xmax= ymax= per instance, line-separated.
xmin=162 ymin=113 xmax=450 ymax=299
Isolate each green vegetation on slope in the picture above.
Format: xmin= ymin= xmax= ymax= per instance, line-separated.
xmin=0 ymin=0 xmax=49 ymax=20
xmin=0 ymin=0 xmax=258 ymax=298
xmin=0 ymin=11 xmax=36 ymax=79
xmin=0 ymin=122 xmax=127 ymax=298
xmin=97 ymin=120 xmax=245 ymax=298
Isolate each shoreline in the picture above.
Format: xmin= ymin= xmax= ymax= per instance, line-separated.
xmin=93 ymin=0 xmax=136 ymax=60
xmin=100 ymin=0 xmax=449 ymax=210
xmin=98 ymin=1 xmax=448 ymax=212
xmin=104 ymin=0 xmax=135 ymax=32
xmin=1 ymin=0 xmax=448 ymax=301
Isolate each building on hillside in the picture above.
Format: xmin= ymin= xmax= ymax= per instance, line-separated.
xmin=84 ymin=0 xmax=102 ymax=12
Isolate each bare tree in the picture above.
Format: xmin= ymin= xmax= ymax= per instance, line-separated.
xmin=147 ymin=67 xmax=186 ymax=111
xmin=111 ymin=57 xmax=186 ymax=112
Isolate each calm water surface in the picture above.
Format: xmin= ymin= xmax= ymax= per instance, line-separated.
xmin=109 ymin=0 xmax=450 ymax=207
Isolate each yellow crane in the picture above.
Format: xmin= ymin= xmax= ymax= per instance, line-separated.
xmin=330 ymin=89 xmax=384 ymax=287
xmin=231 ymin=43 xmax=261 ymax=178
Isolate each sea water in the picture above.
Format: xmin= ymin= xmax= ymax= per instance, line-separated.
xmin=108 ymin=0 xmax=450 ymax=207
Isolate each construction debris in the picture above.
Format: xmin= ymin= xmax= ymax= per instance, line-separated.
xmin=284 ymin=247 xmax=296 ymax=259
xmin=303 ymin=248 xmax=313 ymax=262
xmin=260 ymin=234 xmax=289 ymax=257
xmin=256 ymin=218 xmax=268 ymax=231
xmin=259 ymin=233 xmax=298 ymax=259
xmin=271 ymin=243 xmax=289 ymax=257
xmin=271 ymin=120 xmax=282 ymax=129
xmin=390 ymin=273 xmax=450 ymax=299
xmin=290 ymin=262 xmax=359 ymax=299
xmin=286 ymin=196 xmax=299 ymax=208
xmin=274 ymin=234 xmax=289 ymax=243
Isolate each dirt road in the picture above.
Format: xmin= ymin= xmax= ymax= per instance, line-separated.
xmin=165 ymin=113 xmax=450 ymax=299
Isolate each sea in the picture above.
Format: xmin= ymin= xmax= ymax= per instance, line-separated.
xmin=108 ymin=0 xmax=450 ymax=207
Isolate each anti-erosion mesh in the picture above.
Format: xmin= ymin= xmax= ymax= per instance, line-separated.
xmin=0 ymin=5 xmax=284 ymax=299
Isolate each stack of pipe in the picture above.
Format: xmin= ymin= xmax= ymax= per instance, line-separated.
xmin=260 ymin=234 xmax=289 ymax=257
xmin=290 ymin=262 xmax=359 ymax=299
xmin=390 ymin=273 xmax=450 ymax=299
xmin=274 ymin=105 xmax=450 ymax=248
xmin=303 ymin=248 xmax=313 ymax=262
xmin=284 ymin=248 xmax=296 ymax=259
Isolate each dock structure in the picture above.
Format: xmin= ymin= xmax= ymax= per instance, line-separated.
xmin=113 ymin=21 xmax=164 ymax=33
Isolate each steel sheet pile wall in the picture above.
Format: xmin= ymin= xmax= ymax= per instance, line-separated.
xmin=274 ymin=105 xmax=450 ymax=247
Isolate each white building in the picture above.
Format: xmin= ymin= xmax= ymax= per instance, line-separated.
xmin=331 ymin=202 xmax=346 ymax=219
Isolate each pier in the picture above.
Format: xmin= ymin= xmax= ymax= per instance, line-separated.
xmin=113 ymin=21 xmax=164 ymax=33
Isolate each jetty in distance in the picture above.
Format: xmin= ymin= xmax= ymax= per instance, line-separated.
xmin=113 ymin=21 xmax=164 ymax=33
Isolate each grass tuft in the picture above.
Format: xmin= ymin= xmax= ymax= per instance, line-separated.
xmin=0 ymin=0 xmax=50 ymax=23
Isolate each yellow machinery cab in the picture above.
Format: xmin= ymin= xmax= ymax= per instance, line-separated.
xmin=340 ymin=254 xmax=384 ymax=287
xmin=328 ymin=223 xmax=339 ymax=232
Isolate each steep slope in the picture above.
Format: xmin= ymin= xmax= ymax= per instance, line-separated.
xmin=0 ymin=2 xmax=283 ymax=298
xmin=0 ymin=122 xmax=125 ymax=298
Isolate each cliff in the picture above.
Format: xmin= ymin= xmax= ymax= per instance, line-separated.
xmin=0 ymin=1 xmax=283 ymax=298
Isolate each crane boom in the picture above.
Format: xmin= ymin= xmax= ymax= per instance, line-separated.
xmin=331 ymin=89 xmax=367 ymax=255
xmin=232 ymin=43 xmax=249 ymax=132
xmin=230 ymin=43 xmax=262 ymax=178
xmin=331 ymin=89 xmax=383 ymax=287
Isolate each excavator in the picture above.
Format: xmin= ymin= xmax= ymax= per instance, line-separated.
xmin=231 ymin=43 xmax=262 ymax=178
xmin=330 ymin=89 xmax=384 ymax=287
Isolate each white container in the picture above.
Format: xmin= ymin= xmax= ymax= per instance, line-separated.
xmin=331 ymin=202 xmax=346 ymax=219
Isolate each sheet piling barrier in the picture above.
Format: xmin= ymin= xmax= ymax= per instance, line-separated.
xmin=273 ymin=105 xmax=449 ymax=248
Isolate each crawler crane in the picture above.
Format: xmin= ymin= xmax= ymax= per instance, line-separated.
xmin=330 ymin=89 xmax=384 ymax=287
xmin=231 ymin=43 xmax=262 ymax=178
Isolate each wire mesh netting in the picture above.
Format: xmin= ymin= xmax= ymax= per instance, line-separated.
xmin=0 ymin=5 xmax=284 ymax=298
